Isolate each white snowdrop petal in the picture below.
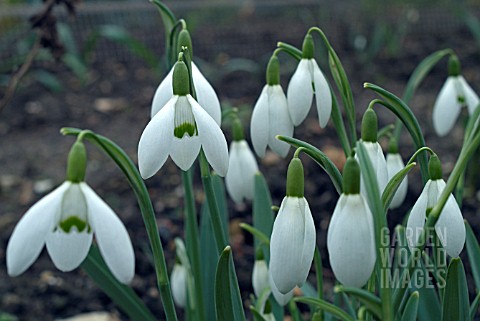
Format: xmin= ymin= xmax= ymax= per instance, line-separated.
xmin=171 ymin=263 xmax=187 ymax=308
xmin=225 ymin=142 xmax=244 ymax=203
xmin=386 ymin=153 xmax=408 ymax=209
xmin=192 ymin=62 xmax=222 ymax=125
xmin=81 ymin=183 xmax=135 ymax=284
xmin=297 ymin=198 xmax=316 ymax=287
xmin=433 ymin=77 xmax=461 ymax=136
xmin=237 ymin=141 xmax=259 ymax=200
xmin=190 ymin=96 xmax=229 ymax=176
xmin=46 ymin=229 xmax=92 ymax=272
xmin=327 ymin=194 xmax=376 ymax=287
xmin=6 ymin=182 xmax=70 ymax=276
xmin=151 ymin=67 xmax=174 ymax=118
xmin=458 ymin=76 xmax=480 ymax=115
xmin=251 ymin=86 xmax=270 ymax=158
xmin=170 ymin=135 xmax=201 ymax=172
xmin=287 ymin=59 xmax=314 ymax=126
xmin=267 ymin=85 xmax=294 ymax=158
xmin=252 ymin=260 xmax=270 ymax=298
xmin=311 ymin=60 xmax=332 ymax=128
xmin=436 ymin=194 xmax=466 ymax=258
xmin=406 ymin=185 xmax=429 ymax=250
xmin=269 ymin=271 xmax=294 ymax=306
xmin=359 ymin=142 xmax=389 ymax=198
xmin=269 ymin=197 xmax=305 ymax=293
xmin=138 ymin=98 xmax=176 ymax=179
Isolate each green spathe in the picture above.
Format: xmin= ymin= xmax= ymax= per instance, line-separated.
xmin=177 ymin=29 xmax=193 ymax=57
xmin=428 ymin=154 xmax=443 ymax=180
xmin=286 ymin=157 xmax=304 ymax=197
xmin=448 ymin=54 xmax=461 ymax=77
xmin=66 ymin=141 xmax=87 ymax=183
xmin=343 ymin=157 xmax=360 ymax=195
xmin=361 ymin=108 xmax=378 ymax=142
xmin=173 ymin=61 xmax=190 ymax=96
xmin=302 ymin=33 xmax=314 ymax=59
xmin=266 ymin=55 xmax=280 ymax=86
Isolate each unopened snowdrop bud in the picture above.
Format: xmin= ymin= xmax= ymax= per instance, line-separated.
xmin=433 ymin=54 xmax=480 ymax=136
xmin=138 ymin=60 xmax=229 ymax=178
xmin=252 ymin=249 xmax=269 ymax=298
xmin=7 ymin=139 xmax=135 ymax=284
xmin=170 ymin=261 xmax=187 ymax=308
xmin=151 ymin=29 xmax=221 ymax=124
xmin=287 ymin=33 xmax=331 ymax=127
xmin=327 ymin=157 xmax=376 ymax=287
xmin=225 ymin=117 xmax=259 ymax=203
xmin=357 ymin=108 xmax=388 ymax=197
xmin=269 ymin=271 xmax=294 ymax=306
xmin=251 ymin=54 xmax=294 ymax=158
xmin=386 ymin=138 xmax=408 ymax=209
xmin=269 ymin=153 xmax=316 ymax=294
xmin=406 ymin=154 xmax=465 ymax=257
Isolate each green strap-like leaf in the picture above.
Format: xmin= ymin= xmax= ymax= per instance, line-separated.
xmin=400 ymin=291 xmax=419 ymax=321
xmin=82 ymin=246 xmax=158 ymax=321
xmin=240 ymin=223 xmax=270 ymax=246
xmin=215 ymin=247 xmax=246 ymax=321
xmin=470 ymin=291 xmax=480 ymax=320
xmin=295 ymin=297 xmax=355 ymax=321
xmin=381 ymin=162 xmax=416 ymax=212
xmin=465 ymin=221 xmax=480 ymax=290
xmin=334 ymin=286 xmax=382 ymax=320
xmin=364 ymin=83 xmax=429 ymax=183
xmin=442 ymin=258 xmax=470 ymax=321
xmin=253 ymin=173 xmax=274 ymax=258
xmin=330 ymin=92 xmax=352 ymax=156
xmin=277 ymin=135 xmax=343 ymax=195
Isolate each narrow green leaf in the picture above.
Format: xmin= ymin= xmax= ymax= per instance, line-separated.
xmin=402 ymin=49 xmax=453 ymax=104
xmin=314 ymin=247 xmax=324 ymax=303
xmin=32 ymin=70 xmax=63 ymax=92
xmin=277 ymin=135 xmax=343 ymax=195
xmin=253 ymin=173 xmax=274 ymax=256
xmin=364 ymin=83 xmax=429 ymax=183
xmin=295 ymin=297 xmax=355 ymax=321
xmin=410 ymin=260 xmax=441 ymax=321
xmin=470 ymin=291 xmax=480 ymax=320
xmin=382 ymin=162 xmax=416 ymax=212
xmin=401 ymin=291 xmax=419 ymax=321
xmin=239 ymin=223 xmax=270 ymax=246
xmin=215 ymin=247 xmax=246 ymax=321
xmin=465 ymin=221 xmax=480 ymax=290
xmin=442 ymin=258 xmax=469 ymax=321
xmin=81 ymin=246 xmax=158 ymax=321
xmin=288 ymin=300 xmax=303 ymax=321
xmin=330 ymin=92 xmax=352 ymax=156
xmin=62 ymin=53 xmax=88 ymax=84
xmin=250 ymin=306 xmax=268 ymax=321
xmin=334 ymin=285 xmax=382 ymax=319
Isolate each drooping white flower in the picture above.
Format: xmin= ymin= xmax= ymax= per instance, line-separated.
xmin=269 ymin=196 xmax=316 ymax=294
xmin=6 ymin=181 xmax=135 ymax=284
xmin=225 ymin=140 xmax=258 ymax=203
xmin=250 ymin=84 xmax=294 ymax=158
xmin=433 ymin=75 xmax=479 ymax=137
xmin=269 ymin=271 xmax=294 ymax=306
xmin=252 ymin=258 xmax=269 ymax=298
xmin=327 ymin=194 xmax=376 ymax=287
xmin=170 ymin=263 xmax=187 ymax=308
xmin=138 ymin=94 xmax=229 ymax=179
xmin=151 ymin=62 xmax=221 ymax=125
xmin=357 ymin=141 xmax=389 ymax=198
xmin=386 ymin=153 xmax=408 ymax=209
xmin=287 ymin=58 xmax=331 ymax=127
xmin=406 ymin=179 xmax=465 ymax=257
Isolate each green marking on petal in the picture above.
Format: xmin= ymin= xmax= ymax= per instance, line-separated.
xmin=174 ymin=122 xmax=197 ymax=138
xmin=59 ymin=216 xmax=88 ymax=233
xmin=457 ymin=95 xmax=466 ymax=104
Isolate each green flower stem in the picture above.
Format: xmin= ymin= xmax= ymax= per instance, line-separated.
xmin=406 ymin=147 xmax=435 ymax=166
xmin=181 ymin=169 xmax=206 ymax=321
xmin=393 ymin=118 xmax=480 ymax=309
xmin=60 ymin=127 xmax=177 ymax=321
xmin=199 ymin=150 xmax=227 ymax=252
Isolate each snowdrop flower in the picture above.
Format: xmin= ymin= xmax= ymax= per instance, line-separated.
xmin=138 ymin=60 xmax=229 ymax=179
xmin=406 ymin=155 xmax=465 ymax=257
xmin=6 ymin=141 xmax=134 ymax=284
xmin=356 ymin=109 xmax=388 ymax=198
xmin=269 ymin=271 xmax=294 ymax=306
xmin=151 ymin=30 xmax=221 ymax=125
xmin=170 ymin=262 xmax=187 ymax=308
xmin=386 ymin=139 xmax=408 ymax=209
xmin=226 ymin=118 xmax=258 ymax=203
xmin=287 ymin=33 xmax=331 ymax=127
xmin=327 ymin=157 xmax=376 ymax=287
xmin=269 ymin=154 xmax=315 ymax=294
xmin=252 ymin=250 xmax=269 ymax=298
xmin=433 ymin=55 xmax=479 ymax=136
xmin=251 ymin=55 xmax=294 ymax=158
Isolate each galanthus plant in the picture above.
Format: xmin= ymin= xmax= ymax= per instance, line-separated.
xmin=7 ymin=2 xmax=480 ymax=321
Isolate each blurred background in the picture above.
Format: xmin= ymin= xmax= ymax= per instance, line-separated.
xmin=2 ymin=0 xmax=480 ymax=320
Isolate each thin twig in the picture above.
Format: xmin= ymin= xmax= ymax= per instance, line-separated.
xmin=0 ymin=36 xmax=41 ymax=113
